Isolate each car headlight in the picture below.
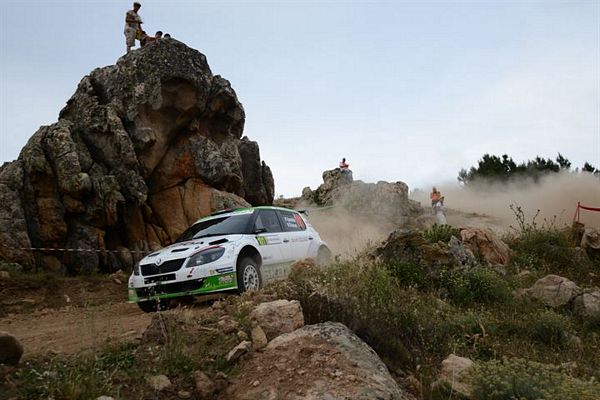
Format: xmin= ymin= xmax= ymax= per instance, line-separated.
xmin=187 ymin=247 xmax=225 ymax=267
xmin=133 ymin=262 xmax=140 ymax=276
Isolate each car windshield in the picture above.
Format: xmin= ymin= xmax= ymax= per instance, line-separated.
xmin=175 ymin=214 xmax=253 ymax=243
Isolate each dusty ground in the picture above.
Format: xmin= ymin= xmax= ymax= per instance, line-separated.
xmin=0 ymin=274 xmax=152 ymax=358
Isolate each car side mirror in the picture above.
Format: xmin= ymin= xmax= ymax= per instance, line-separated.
xmin=254 ymin=228 xmax=267 ymax=234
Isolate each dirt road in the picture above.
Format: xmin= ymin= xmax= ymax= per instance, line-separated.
xmin=0 ymin=274 xmax=154 ymax=358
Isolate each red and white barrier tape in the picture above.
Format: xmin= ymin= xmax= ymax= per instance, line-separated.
xmin=573 ymin=201 xmax=600 ymax=222
xmin=0 ymin=243 xmax=150 ymax=255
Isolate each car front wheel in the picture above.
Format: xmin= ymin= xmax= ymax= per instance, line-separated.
xmin=237 ymin=257 xmax=262 ymax=293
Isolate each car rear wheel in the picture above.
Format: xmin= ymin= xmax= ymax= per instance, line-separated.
xmin=317 ymin=246 xmax=333 ymax=266
xmin=237 ymin=257 xmax=262 ymax=293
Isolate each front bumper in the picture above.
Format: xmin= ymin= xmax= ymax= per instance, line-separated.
xmin=128 ymin=259 xmax=237 ymax=302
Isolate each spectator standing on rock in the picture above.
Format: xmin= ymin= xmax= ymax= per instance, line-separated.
xmin=339 ymin=157 xmax=353 ymax=182
xmin=430 ymin=187 xmax=444 ymax=214
xmin=124 ymin=2 xmax=143 ymax=54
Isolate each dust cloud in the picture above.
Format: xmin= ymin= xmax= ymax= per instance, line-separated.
xmin=411 ymin=172 xmax=600 ymax=230
xmin=304 ymin=207 xmax=392 ymax=258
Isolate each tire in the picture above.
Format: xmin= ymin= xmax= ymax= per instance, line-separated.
xmin=137 ymin=299 xmax=170 ymax=313
xmin=316 ymin=246 xmax=333 ymax=266
xmin=237 ymin=256 xmax=262 ymax=293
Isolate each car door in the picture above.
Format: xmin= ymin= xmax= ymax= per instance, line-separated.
xmin=252 ymin=209 xmax=290 ymax=281
xmin=277 ymin=210 xmax=312 ymax=260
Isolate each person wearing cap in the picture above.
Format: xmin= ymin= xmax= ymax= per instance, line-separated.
xmin=124 ymin=2 xmax=143 ymax=53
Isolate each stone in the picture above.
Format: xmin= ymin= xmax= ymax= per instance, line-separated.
xmin=430 ymin=354 xmax=474 ymax=399
xmin=96 ymin=397 xmax=115 ymax=400
xmin=300 ymin=168 xmax=420 ymax=226
xmin=217 ymin=316 xmax=239 ymax=334
xmin=0 ymin=39 xmax=273 ymax=274
xmin=573 ymin=289 xmax=600 ymax=318
xmin=194 ymin=370 xmax=216 ymax=398
xmin=251 ymin=325 xmax=269 ymax=350
xmin=226 ymin=340 xmax=252 ymax=362
xmin=177 ymin=390 xmax=191 ymax=399
xmin=0 ymin=331 xmax=24 ymax=365
xmin=526 ymin=275 xmax=581 ymax=308
xmin=237 ymin=330 xmax=249 ymax=341
xmin=460 ymin=228 xmax=511 ymax=266
xmin=147 ymin=374 xmax=171 ymax=391
xmin=249 ymin=300 xmax=305 ymax=340
xmin=0 ymin=271 xmax=10 ymax=280
xmin=225 ymin=322 xmax=406 ymax=399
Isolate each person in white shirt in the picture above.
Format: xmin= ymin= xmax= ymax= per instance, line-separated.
xmin=124 ymin=2 xmax=143 ymax=54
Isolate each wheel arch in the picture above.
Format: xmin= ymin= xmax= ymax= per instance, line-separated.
xmin=237 ymin=245 xmax=262 ymax=268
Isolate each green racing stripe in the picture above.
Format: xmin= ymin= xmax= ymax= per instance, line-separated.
xmin=128 ymin=273 xmax=237 ymax=303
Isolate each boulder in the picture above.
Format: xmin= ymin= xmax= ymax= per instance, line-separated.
xmin=526 ymin=275 xmax=581 ymax=308
xmin=301 ymin=169 xmax=421 ymax=226
xmin=573 ymin=289 xmax=600 ymax=318
xmin=460 ymin=228 xmax=511 ymax=266
xmin=0 ymin=39 xmax=273 ymax=274
xmin=430 ymin=354 xmax=474 ymax=399
xmin=581 ymin=228 xmax=600 ymax=252
xmin=225 ymin=322 xmax=406 ymax=399
xmin=0 ymin=332 xmax=24 ymax=365
xmin=249 ymin=300 xmax=305 ymax=340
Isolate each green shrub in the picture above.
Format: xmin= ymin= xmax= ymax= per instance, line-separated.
xmin=385 ymin=261 xmax=430 ymax=289
xmin=440 ymin=268 xmax=511 ymax=305
xmin=423 ymin=224 xmax=460 ymax=244
xmin=527 ymin=310 xmax=570 ymax=346
xmin=470 ymin=357 xmax=600 ymax=400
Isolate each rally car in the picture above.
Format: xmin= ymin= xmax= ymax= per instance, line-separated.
xmin=128 ymin=206 xmax=331 ymax=312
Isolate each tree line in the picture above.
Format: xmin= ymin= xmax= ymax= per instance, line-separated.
xmin=458 ymin=153 xmax=599 ymax=184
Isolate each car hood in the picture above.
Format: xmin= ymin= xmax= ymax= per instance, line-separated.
xmin=139 ymin=234 xmax=243 ymax=265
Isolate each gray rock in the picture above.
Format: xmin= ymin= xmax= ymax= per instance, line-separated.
xmin=430 ymin=354 xmax=474 ymax=399
xmin=0 ymin=39 xmax=273 ymax=274
xmin=250 ymin=300 xmax=305 ymax=340
xmin=227 ymin=322 xmax=406 ymax=399
xmin=251 ymin=325 xmax=268 ymax=350
xmin=0 ymin=332 xmax=24 ymax=365
xmin=526 ymin=275 xmax=581 ymax=308
xmin=226 ymin=340 xmax=252 ymax=362
xmin=573 ymin=289 xmax=600 ymax=318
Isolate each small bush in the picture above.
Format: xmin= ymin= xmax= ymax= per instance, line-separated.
xmin=385 ymin=261 xmax=430 ymax=289
xmin=440 ymin=268 xmax=511 ymax=305
xmin=423 ymin=224 xmax=460 ymax=244
xmin=527 ymin=310 xmax=570 ymax=346
xmin=470 ymin=357 xmax=600 ymax=400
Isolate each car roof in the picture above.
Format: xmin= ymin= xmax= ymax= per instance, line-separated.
xmin=192 ymin=206 xmax=300 ymax=225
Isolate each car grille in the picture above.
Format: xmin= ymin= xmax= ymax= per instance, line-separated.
xmin=140 ymin=258 xmax=185 ymax=276
xmin=136 ymin=279 xmax=204 ymax=298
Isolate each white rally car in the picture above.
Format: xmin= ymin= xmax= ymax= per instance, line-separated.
xmin=128 ymin=206 xmax=331 ymax=312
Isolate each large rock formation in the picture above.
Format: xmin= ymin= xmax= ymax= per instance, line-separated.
xmin=0 ymin=39 xmax=273 ymax=274
xmin=301 ymin=168 xmax=421 ymax=226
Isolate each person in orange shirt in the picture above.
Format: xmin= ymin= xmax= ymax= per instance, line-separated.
xmin=430 ymin=187 xmax=444 ymax=213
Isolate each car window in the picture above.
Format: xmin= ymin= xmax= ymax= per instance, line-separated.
xmin=254 ymin=210 xmax=283 ymax=233
xmin=175 ymin=214 xmax=252 ymax=242
xmin=278 ymin=210 xmax=306 ymax=231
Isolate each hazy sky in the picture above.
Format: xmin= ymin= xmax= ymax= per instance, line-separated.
xmin=1 ymin=0 xmax=599 ymax=197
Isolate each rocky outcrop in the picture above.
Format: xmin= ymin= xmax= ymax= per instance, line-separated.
xmin=225 ymin=322 xmax=407 ymax=399
xmin=301 ymin=168 xmax=421 ymax=226
xmin=460 ymin=228 xmax=511 ymax=266
xmin=526 ymin=275 xmax=581 ymax=308
xmin=0 ymin=39 xmax=274 ymax=273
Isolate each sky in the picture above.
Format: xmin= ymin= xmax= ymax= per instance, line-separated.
xmin=1 ymin=0 xmax=599 ymax=197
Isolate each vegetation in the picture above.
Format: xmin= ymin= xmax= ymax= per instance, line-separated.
xmin=423 ymin=224 xmax=460 ymax=244
xmin=458 ymin=153 xmax=599 ymax=184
